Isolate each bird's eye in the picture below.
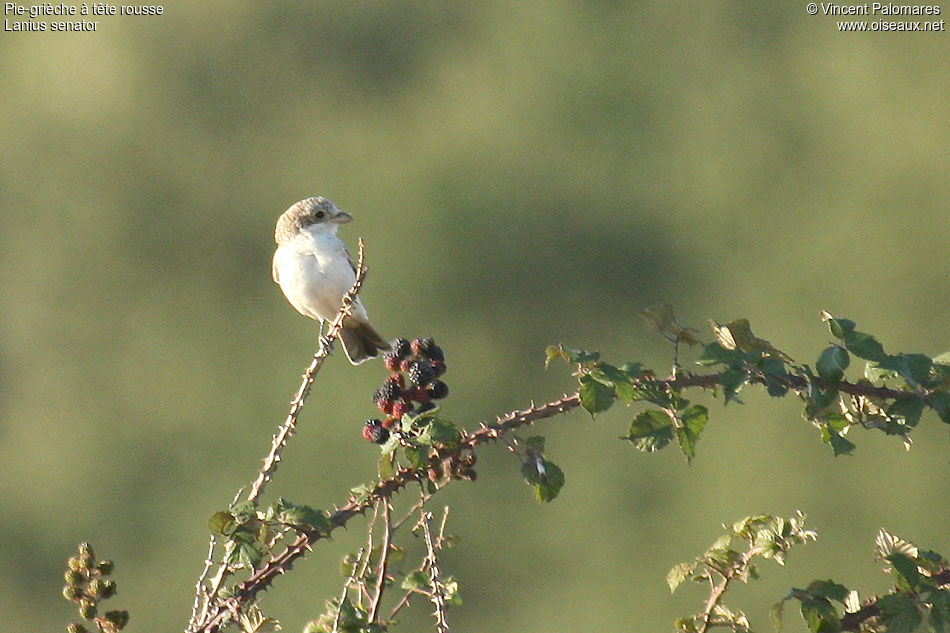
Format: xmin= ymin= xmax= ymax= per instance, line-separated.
xmin=315 ymin=211 xmax=326 ymax=219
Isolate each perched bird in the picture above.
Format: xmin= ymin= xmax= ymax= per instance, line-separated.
xmin=272 ymin=196 xmax=388 ymax=364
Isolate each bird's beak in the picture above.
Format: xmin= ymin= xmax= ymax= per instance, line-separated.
xmin=333 ymin=211 xmax=353 ymax=224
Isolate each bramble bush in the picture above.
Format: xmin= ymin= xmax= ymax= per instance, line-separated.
xmin=63 ymin=252 xmax=949 ymax=633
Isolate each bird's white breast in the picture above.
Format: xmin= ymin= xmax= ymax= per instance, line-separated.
xmin=273 ymin=229 xmax=368 ymax=323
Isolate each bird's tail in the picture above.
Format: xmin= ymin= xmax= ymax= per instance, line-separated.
xmin=340 ymin=321 xmax=389 ymax=365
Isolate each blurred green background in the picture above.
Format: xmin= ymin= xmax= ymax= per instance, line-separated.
xmin=1 ymin=3 xmax=948 ymax=631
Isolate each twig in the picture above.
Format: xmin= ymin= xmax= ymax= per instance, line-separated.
xmin=419 ymin=501 xmax=450 ymax=633
xmin=367 ymin=501 xmax=392 ymax=622
xmin=696 ymin=548 xmax=757 ymax=633
xmin=186 ymin=535 xmax=217 ymax=632
xmin=246 ymin=239 xmax=367 ymax=505
xmin=331 ymin=547 xmax=365 ymax=633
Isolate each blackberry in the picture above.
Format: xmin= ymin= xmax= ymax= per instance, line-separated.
xmin=408 ymin=361 xmax=435 ymax=386
xmin=427 ymin=344 xmax=444 ymax=362
xmin=380 ymin=379 xmax=402 ymax=401
xmin=389 ymin=372 xmax=405 ymax=388
xmin=427 ymin=380 xmax=449 ymax=400
xmin=410 ymin=338 xmax=425 ymax=356
xmin=392 ymin=400 xmax=410 ymax=418
xmin=362 ymin=419 xmax=390 ymax=444
xmin=383 ymin=352 xmax=400 ymax=371
xmin=391 ymin=338 xmax=412 ymax=359
xmin=430 ymin=359 xmax=446 ymax=377
xmin=417 ymin=402 xmax=436 ymax=413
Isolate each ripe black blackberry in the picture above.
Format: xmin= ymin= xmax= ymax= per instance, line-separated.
xmin=429 ymin=359 xmax=446 ymax=377
xmin=379 ymin=379 xmax=402 ymax=402
xmin=427 ymin=380 xmax=449 ymax=400
xmin=391 ymin=338 xmax=412 ymax=359
xmin=408 ymin=360 xmax=435 ymax=386
xmin=427 ymin=344 xmax=445 ymax=362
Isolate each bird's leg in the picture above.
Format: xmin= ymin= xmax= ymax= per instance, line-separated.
xmin=317 ymin=321 xmax=333 ymax=355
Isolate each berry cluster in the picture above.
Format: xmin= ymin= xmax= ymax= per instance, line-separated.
xmin=363 ymin=337 xmax=448 ymax=444
xmin=62 ymin=542 xmax=129 ymax=633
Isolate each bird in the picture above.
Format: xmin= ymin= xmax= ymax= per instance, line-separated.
xmin=272 ymin=196 xmax=388 ymax=364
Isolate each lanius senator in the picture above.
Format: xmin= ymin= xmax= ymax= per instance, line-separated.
xmin=273 ymin=196 xmax=388 ymax=364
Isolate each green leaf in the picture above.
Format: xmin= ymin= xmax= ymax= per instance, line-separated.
xmin=623 ymin=409 xmax=674 ymax=452
xmin=877 ymin=593 xmax=922 ymax=633
xmin=639 ymin=304 xmax=701 ymax=346
xmin=579 ymin=374 xmax=615 ymax=417
xmin=806 ymin=580 xmax=851 ymax=604
xmin=709 ymin=318 xmax=793 ymax=361
xmin=401 ymin=570 xmax=429 ymax=592
xmin=524 ymin=436 xmax=545 ymax=453
xmin=926 ymin=391 xmax=950 ymax=424
xmin=886 ymin=397 xmax=925 ymax=428
xmin=817 ymin=346 xmax=850 ymax=383
xmin=404 ymin=444 xmax=428 ymax=470
xmin=525 ymin=459 xmax=564 ymax=502
xmin=667 ymin=561 xmax=695 ymax=593
xmin=929 ymin=589 xmax=950 ymax=633
xmin=589 ymin=362 xmax=639 ymax=402
xmin=720 ymin=366 xmax=749 ymax=404
xmin=697 ymin=342 xmax=750 ymax=367
xmin=230 ymin=501 xmax=257 ymax=524
xmin=877 ymin=353 xmax=934 ymax=388
xmin=545 ymin=344 xmax=600 ymax=368
xmin=886 ymin=553 xmax=926 ymax=592
xmin=843 ymin=331 xmax=887 ymax=363
xmin=675 ymin=405 xmax=708 ymax=463
xmin=820 ymin=414 xmax=856 ymax=456
xmin=799 ymin=596 xmax=841 ymax=633
xmin=208 ymin=511 xmax=235 ymax=536
xmin=420 ymin=419 xmax=461 ymax=449
xmin=377 ymin=455 xmax=395 ymax=480
xmin=820 ymin=311 xmax=856 ymax=339
xmin=224 ymin=529 xmax=266 ymax=568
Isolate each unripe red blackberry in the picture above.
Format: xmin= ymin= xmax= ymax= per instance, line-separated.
xmin=414 ymin=386 xmax=431 ymax=404
xmin=399 ymin=358 xmax=412 ymax=372
xmin=391 ymin=338 xmax=411 ymax=358
xmin=391 ymin=400 xmax=410 ymax=418
xmin=430 ymin=359 xmax=446 ymax=377
xmin=427 ymin=380 xmax=449 ymax=400
xmin=389 ymin=372 xmax=405 ymax=388
xmin=383 ymin=352 xmax=400 ymax=371
xmin=375 ymin=398 xmax=394 ymax=415
xmin=362 ymin=419 xmax=389 ymax=444
xmin=410 ymin=338 xmax=425 ymax=357
xmin=408 ymin=361 xmax=434 ymax=386
xmin=380 ymin=417 xmax=398 ymax=429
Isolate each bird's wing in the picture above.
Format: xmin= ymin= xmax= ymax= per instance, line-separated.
xmin=344 ymin=245 xmax=358 ymax=275
xmin=271 ymin=251 xmax=281 ymax=284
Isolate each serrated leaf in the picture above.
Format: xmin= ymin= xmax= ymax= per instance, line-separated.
xmin=401 ymin=570 xmax=429 ymax=591
xmin=524 ymin=436 xmax=545 ymax=453
xmin=589 ymin=363 xmax=638 ymax=402
xmin=697 ymin=341 xmax=750 ymax=367
xmin=667 ymin=561 xmax=695 ymax=593
xmin=927 ymin=391 xmax=950 ymax=424
xmin=230 ymin=501 xmax=258 ymax=524
xmin=929 ymin=589 xmax=950 ymax=633
xmin=934 ymin=352 xmax=950 ymax=366
xmin=675 ymin=405 xmax=708 ymax=463
xmin=843 ymin=331 xmax=887 ymax=363
xmin=817 ymin=346 xmax=850 ymax=383
xmin=529 ymin=460 xmax=564 ymax=502
xmin=721 ymin=367 xmax=749 ymax=404
xmin=877 ymin=593 xmax=922 ymax=633
xmin=878 ymin=353 xmax=934 ymax=388
xmin=886 ymin=397 xmax=925 ymax=428
xmin=208 ymin=511 xmax=235 ymax=536
xmin=875 ymin=529 xmax=919 ymax=561
xmin=579 ymin=374 xmax=614 ymax=417
xmin=639 ymin=304 xmax=701 ymax=346
xmin=887 ymin=553 xmax=926 ymax=592
xmin=710 ymin=318 xmax=793 ymax=361
xmin=404 ymin=444 xmax=428 ymax=470
xmin=806 ymin=580 xmax=851 ymax=604
xmin=821 ymin=311 xmax=856 ymax=340
xmin=377 ymin=454 xmax=395 ymax=480
xmin=623 ymin=409 xmax=674 ymax=452
xmin=799 ymin=596 xmax=841 ymax=633
xmin=420 ymin=419 xmax=461 ymax=449
xmin=544 ymin=344 xmax=600 ymax=368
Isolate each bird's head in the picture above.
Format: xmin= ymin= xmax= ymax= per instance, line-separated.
xmin=275 ymin=196 xmax=353 ymax=244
